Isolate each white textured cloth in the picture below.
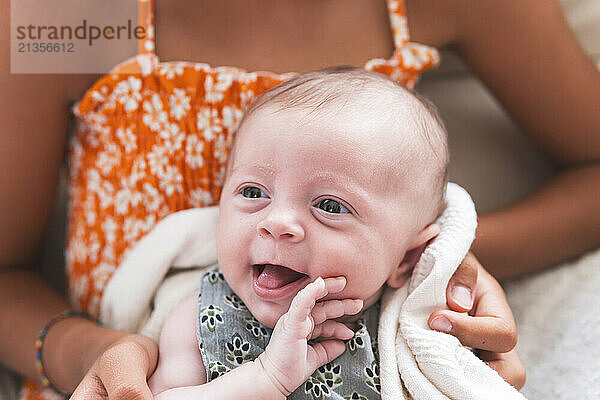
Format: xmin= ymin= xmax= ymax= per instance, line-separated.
xmin=504 ymin=247 xmax=600 ymax=399
xmin=100 ymin=183 xmax=524 ymax=398
xmin=100 ymin=207 xmax=220 ymax=338
xmin=379 ymin=183 xmax=525 ymax=399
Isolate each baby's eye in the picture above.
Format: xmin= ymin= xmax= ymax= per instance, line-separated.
xmin=242 ymin=186 xmax=268 ymax=199
xmin=316 ymin=199 xmax=350 ymax=214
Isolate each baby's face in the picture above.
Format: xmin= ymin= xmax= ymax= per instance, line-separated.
xmin=217 ymin=107 xmax=426 ymax=328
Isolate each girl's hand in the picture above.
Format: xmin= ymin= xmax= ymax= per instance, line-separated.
xmin=431 ymin=252 xmax=526 ymax=390
xmin=257 ymin=277 xmax=363 ymax=396
xmin=70 ymin=334 xmax=158 ymax=400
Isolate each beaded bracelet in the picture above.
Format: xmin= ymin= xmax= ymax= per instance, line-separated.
xmin=35 ymin=310 xmax=94 ymax=398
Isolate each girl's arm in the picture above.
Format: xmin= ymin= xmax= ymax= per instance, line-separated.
xmin=411 ymin=0 xmax=600 ymax=279
xmin=0 ymin=1 xmax=158 ymax=395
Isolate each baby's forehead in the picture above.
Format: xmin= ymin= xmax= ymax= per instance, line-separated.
xmin=244 ymin=94 xmax=433 ymax=161
xmin=237 ymin=101 xmax=435 ymax=191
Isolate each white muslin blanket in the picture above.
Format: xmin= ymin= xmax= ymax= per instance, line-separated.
xmin=100 ymin=183 xmax=525 ymax=399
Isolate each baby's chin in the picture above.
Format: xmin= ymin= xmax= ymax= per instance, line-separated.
xmin=245 ymin=298 xmax=290 ymax=329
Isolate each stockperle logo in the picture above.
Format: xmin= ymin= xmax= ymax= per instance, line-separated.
xmin=11 ymin=0 xmax=141 ymax=73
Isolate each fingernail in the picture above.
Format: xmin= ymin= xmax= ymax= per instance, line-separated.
xmin=451 ymin=285 xmax=472 ymax=309
xmin=430 ymin=316 xmax=452 ymax=333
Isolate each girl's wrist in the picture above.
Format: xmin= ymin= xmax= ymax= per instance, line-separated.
xmin=42 ymin=316 xmax=126 ymax=392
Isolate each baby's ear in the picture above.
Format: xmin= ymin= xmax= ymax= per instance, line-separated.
xmin=386 ymin=223 xmax=440 ymax=288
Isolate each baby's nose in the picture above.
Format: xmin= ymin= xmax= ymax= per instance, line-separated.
xmin=257 ymin=211 xmax=305 ymax=242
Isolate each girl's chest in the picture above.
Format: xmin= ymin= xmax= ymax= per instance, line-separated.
xmin=153 ymin=0 xmax=396 ymax=73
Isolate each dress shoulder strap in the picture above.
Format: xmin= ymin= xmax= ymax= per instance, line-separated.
xmin=137 ymin=0 xmax=156 ymax=55
xmin=386 ymin=0 xmax=411 ymax=49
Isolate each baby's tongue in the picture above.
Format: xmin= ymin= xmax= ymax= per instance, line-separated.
xmin=256 ymin=265 xmax=305 ymax=289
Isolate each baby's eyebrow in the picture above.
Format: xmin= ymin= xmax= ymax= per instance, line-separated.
xmin=230 ymin=162 xmax=275 ymax=177
xmin=308 ymin=172 xmax=370 ymax=202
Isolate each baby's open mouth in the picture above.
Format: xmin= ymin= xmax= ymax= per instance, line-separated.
xmin=252 ymin=263 xmax=310 ymax=300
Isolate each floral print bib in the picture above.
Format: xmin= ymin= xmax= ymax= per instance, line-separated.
xmin=197 ymin=266 xmax=382 ymax=400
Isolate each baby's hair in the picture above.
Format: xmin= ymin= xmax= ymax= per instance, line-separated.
xmin=233 ymin=66 xmax=449 ymax=223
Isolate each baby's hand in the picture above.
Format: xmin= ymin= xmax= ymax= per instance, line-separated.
xmin=256 ymin=277 xmax=363 ymax=396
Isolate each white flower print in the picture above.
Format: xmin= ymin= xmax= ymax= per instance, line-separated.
xmin=88 ymin=112 xmax=107 ymax=130
xmin=102 ymin=244 xmax=115 ymax=265
xmin=69 ymin=276 xmax=88 ymax=306
xmin=194 ymin=63 xmax=210 ymax=72
xmin=142 ymin=183 xmax=161 ymax=212
xmin=204 ymin=72 xmax=234 ymax=103
xmin=147 ymin=144 xmax=169 ymax=176
xmin=69 ymin=136 xmax=83 ymax=179
xmin=160 ymin=122 xmax=184 ymax=155
xmin=185 ymin=135 xmax=205 ymax=169
xmin=158 ymin=165 xmax=183 ymax=196
xmin=86 ymin=112 xmax=111 ymax=148
xmin=87 ymin=232 xmax=100 ymax=264
xmin=138 ymin=54 xmax=154 ymax=77
xmin=114 ymin=186 xmax=138 ymax=215
xmin=189 ymin=188 xmax=213 ymax=207
xmin=216 ymin=165 xmax=227 ymax=187
xmin=90 ymin=85 xmax=109 ymax=103
xmin=399 ymin=45 xmax=424 ymax=70
xmin=123 ymin=216 xmax=144 ymax=244
xmin=129 ymin=158 xmax=148 ymax=184
xmin=96 ymin=143 xmax=121 ymax=176
xmin=142 ymin=93 xmax=168 ymax=132
xmin=102 ymin=217 xmax=118 ymax=246
xmin=214 ymin=135 xmax=229 ymax=164
xmin=159 ymin=63 xmax=184 ymax=80
xmin=116 ymin=127 xmax=137 ymax=153
xmin=196 ymin=107 xmax=222 ymax=141
xmin=215 ymin=72 xmax=234 ymax=91
xmin=239 ymin=72 xmax=257 ymax=85
xmin=240 ymin=89 xmax=255 ymax=106
xmin=114 ymin=159 xmax=144 ymax=215
xmin=68 ymin=234 xmax=88 ymax=265
xmin=140 ymin=213 xmax=157 ymax=234
xmin=97 ymin=181 xmax=115 ymax=210
xmin=114 ymin=76 xmax=142 ymax=113
xmin=123 ymin=213 xmax=157 ymax=245
xmin=86 ymin=169 xmax=115 ymax=210
xmin=92 ymin=263 xmax=116 ymax=293
xmin=169 ymin=88 xmax=191 ymax=120
xmin=86 ymin=168 xmax=101 ymax=192
xmin=221 ymin=106 xmax=243 ymax=131
xmin=391 ymin=14 xmax=408 ymax=45
xmin=83 ymin=195 xmax=97 ymax=226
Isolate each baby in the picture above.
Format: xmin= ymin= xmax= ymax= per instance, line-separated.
xmin=148 ymin=66 xmax=449 ymax=399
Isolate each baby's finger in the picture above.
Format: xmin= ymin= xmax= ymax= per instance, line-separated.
xmin=287 ymin=277 xmax=327 ymax=324
xmin=322 ymin=276 xmax=347 ymax=295
xmin=312 ymin=299 xmax=363 ymax=325
xmin=309 ymin=339 xmax=347 ymax=370
xmin=311 ymin=320 xmax=355 ymax=340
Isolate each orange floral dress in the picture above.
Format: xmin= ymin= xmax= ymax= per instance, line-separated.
xmin=22 ymin=0 xmax=438 ymax=398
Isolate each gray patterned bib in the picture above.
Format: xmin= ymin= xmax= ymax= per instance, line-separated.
xmin=197 ymin=265 xmax=382 ymax=400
